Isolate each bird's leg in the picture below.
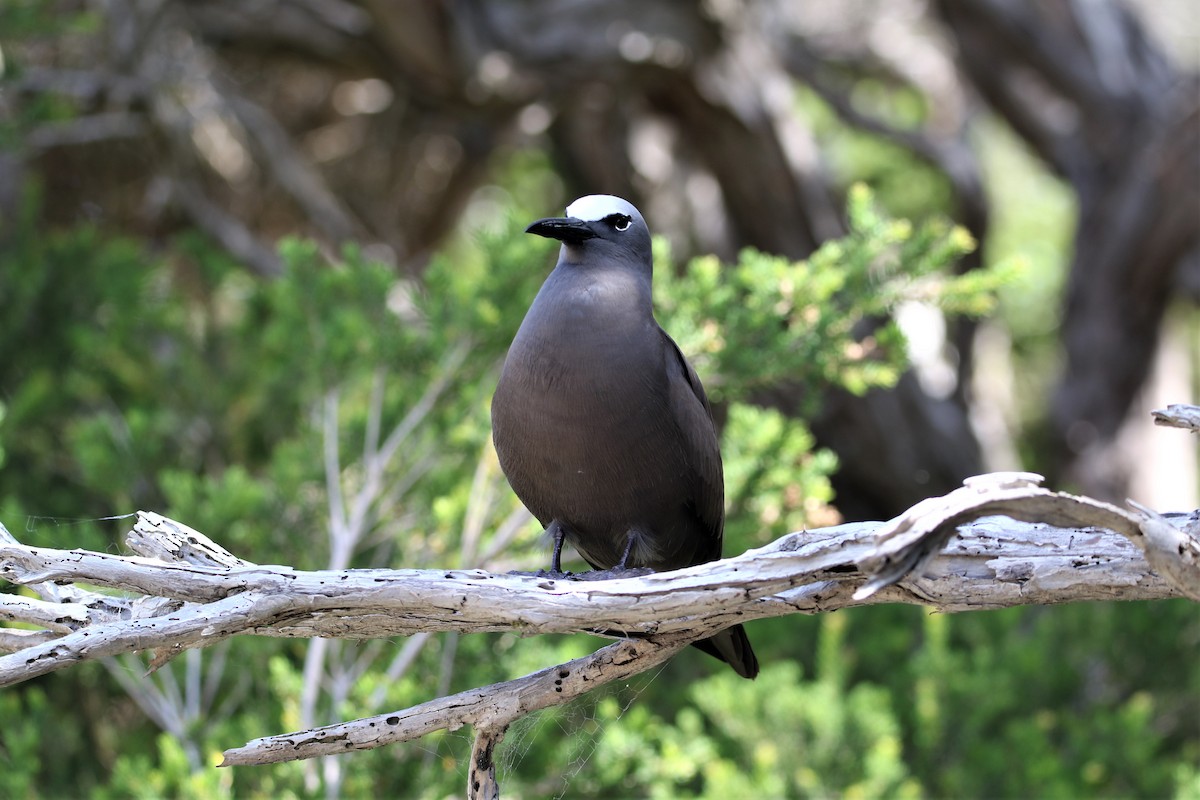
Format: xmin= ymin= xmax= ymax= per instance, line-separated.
xmin=615 ymin=529 xmax=637 ymax=570
xmin=610 ymin=529 xmax=654 ymax=577
xmin=533 ymin=520 xmax=573 ymax=578
xmin=575 ymin=529 xmax=656 ymax=581
xmin=506 ymin=520 xmax=573 ymax=579
xmin=547 ymin=519 xmax=567 ymax=574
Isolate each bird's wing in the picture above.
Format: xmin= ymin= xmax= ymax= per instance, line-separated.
xmin=660 ymin=326 xmax=726 ymax=558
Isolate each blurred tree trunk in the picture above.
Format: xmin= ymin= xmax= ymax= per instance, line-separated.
xmin=7 ymin=0 xmax=1195 ymax=516
xmin=934 ymin=0 xmax=1200 ymax=498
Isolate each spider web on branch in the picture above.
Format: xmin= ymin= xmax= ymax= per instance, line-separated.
xmin=490 ymin=656 xmax=670 ymax=798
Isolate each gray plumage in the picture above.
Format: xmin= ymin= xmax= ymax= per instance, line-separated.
xmin=491 ymin=195 xmax=758 ymax=679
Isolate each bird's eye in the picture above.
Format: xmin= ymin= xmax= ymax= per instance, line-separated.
xmin=611 ymin=215 xmax=632 ymax=232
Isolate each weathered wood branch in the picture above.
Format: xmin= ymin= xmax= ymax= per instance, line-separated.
xmin=221 ymin=635 xmax=692 ymax=768
xmin=1152 ymin=403 xmax=1200 ymax=433
xmin=1 ymin=473 xmax=1197 ymax=788
xmin=0 ymin=477 xmax=1194 ymax=678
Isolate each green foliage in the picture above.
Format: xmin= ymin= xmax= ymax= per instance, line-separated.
xmin=722 ymin=403 xmax=837 ymax=547
xmin=1 ymin=171 xmax=1194 ymax=800
xmin=659 ymin=183 xmax=998 ymax=555
xmin=0 ymin=0 xmax=98 ymax=42
xmin=0 ymin=1 xmax=100 ymax=154
xmin=498 ymin=620 xmax=924 ymax=799
xmin=0 ymin=690 xmax=44 ymax=800
xmin=97 ymin=735 xmax=233 ymax=800
xmin=658 ymin=184 xmax=988 ymax=413
xmin=837 ymin=600 xmax=1200 ymax=799
xmin=685 ymin=662 xmax=921 ymax=799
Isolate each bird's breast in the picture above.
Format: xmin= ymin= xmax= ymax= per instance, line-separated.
xmin=493 ymin=307 xmax=682 ymax=509
xmin=498 ymin=319 xmax=663 ymax=428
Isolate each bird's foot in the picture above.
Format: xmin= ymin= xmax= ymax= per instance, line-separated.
xmin=572 ymin=566 xmax=656 ymax=581
xmin=507 ymin=568 xmax=575 ymax=579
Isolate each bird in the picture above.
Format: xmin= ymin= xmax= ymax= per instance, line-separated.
xmin=491 ymin=194 xmax=759 ymax=679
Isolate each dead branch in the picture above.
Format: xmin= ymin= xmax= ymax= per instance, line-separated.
xmin=1152 ymin=403 xmax=1200 ymax=433
xmin=1 ymin=473 xmax=1197 ymax=797
xmin=220 ymin=635 xmax=691 ymax=768
xmin=0 ymin=475 xmax=1194 ymax=684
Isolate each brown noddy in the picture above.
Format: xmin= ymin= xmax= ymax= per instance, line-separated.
xmin=491 ymin=195 xmax=759 ymax=679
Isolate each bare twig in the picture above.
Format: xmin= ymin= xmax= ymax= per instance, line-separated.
xmin=126 ymin=512 xmax=249 ymax=568
xmin=1152 ymin=404 xmax=1200 ymax=433
xmin=0 ymin=628 xmax=60 ymax=654
xmin=225 ymin=94 xmax=360 ymax=243
xmin=468 ymin=725 xmax=506 ymax=800
xmin=168 ymin=177 xmax=284 ymax=277
xmin=26 ymin=113 xmax=147 ymax=150
xmin=220 ymin=635 xmax=690 ymax=767
xmin=302 ymin=345 xmax=470 ymax=796
xmin=1127 ymin=500 xmax=1200 ymax=602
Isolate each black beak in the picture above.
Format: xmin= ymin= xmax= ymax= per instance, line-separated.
xmin=525 ymin=217 xmax=596 ymax=244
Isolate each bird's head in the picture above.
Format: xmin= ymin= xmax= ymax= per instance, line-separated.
xmin=526 ymin=195 xmax=653 ymax=273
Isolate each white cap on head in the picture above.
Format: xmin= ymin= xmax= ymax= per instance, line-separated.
xmin=565 ymin=195 xmax=642 ymax=223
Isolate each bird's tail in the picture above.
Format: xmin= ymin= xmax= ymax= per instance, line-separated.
xmin=692 ymin=623 xmax=759 ymax=679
